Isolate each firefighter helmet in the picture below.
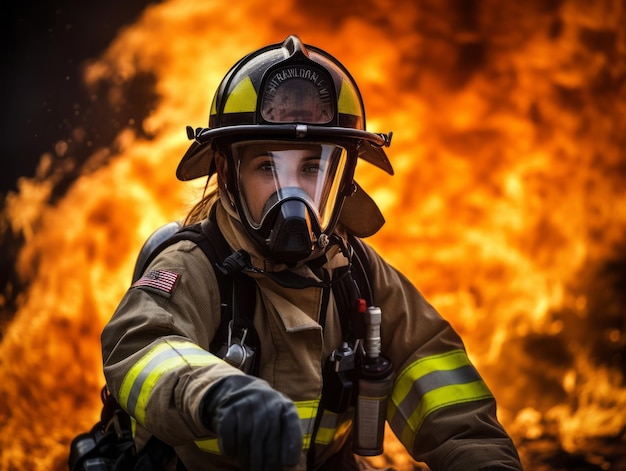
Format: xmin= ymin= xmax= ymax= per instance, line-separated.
xmin=177 ymin=35 xmax=393 ymax=260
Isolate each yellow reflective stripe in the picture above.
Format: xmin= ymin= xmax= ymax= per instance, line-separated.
xmin=120 ymin=341 xmax=206 ymax=408
xmin=119 ymin=340 xmax=220 ymax=426
xmin=133 ymin=355 xmax=216 ymax=425
xmin=194 ymin=398 xmax=321 ymax=455
xmin=390 ymin=350 xmax=493 ymax=446
xmin=295 ymin=398 xmax=320 ymax=450
xmin=337 ymin=79 xmax=361 ymax=116
xmin=196 ymin=438 xmax=220 ymax=453
xmin=223 ymin=76 xmax=257 ymax=113
xmin=399 ymin=381 xmax=492 ymax=447
xmin=315 ymin=427 xmax=335 ymax=446
xmin=314 ymin=410 xmax=339 ymax=445
xmin=394 ymin=350 xmax=471 ymax=398
xmin=120 ymin=343 xmax=166 ymax=409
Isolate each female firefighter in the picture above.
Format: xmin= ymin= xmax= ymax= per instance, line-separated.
xmin=101 ymin=35 xmax=523 ymax=471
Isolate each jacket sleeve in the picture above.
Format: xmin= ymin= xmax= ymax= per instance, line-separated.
xmin=101 ymin=240 xmax=245 ymax=445
xmin=359 ymin=241 xmax=523 ymax=471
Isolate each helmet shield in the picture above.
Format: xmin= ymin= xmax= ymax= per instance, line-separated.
xmin=232 ymin=140 xmax=349 ymax=236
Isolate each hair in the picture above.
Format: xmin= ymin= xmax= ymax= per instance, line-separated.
xmin=183 ymin=175 xmax=219 ymax=225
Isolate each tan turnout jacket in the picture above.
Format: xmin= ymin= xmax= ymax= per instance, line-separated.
xmin=101 ymin=201 xmax=522 ymax=471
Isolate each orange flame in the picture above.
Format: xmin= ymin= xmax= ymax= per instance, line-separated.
xmin=1 ymin=1 xmax=626 ymax=469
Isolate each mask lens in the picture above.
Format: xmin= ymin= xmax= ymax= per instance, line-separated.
xmin=232 ymin=140 xmax=348 ymax=232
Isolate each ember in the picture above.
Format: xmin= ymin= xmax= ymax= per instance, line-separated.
xmin=1 ymin=1 xmax=625 ymax=470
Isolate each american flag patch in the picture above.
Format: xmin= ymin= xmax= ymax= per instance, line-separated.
xmin=131 ymin=269 xmax=179 ymax=297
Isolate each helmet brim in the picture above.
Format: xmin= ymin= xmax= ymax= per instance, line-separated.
xmin=176 ymin=127 xmax=390 ymax=237
xmin=176 ymin=124 xmax=394 ymax=182
xmin=176 ymin=140 xmax=216 ymax=181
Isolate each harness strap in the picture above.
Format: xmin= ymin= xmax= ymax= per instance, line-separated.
xmin=346 ymin=234 xmax=374 ymax=306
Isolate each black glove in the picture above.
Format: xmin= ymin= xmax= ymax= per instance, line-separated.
xmin=201 ymin=375 xmax=303 ymax=470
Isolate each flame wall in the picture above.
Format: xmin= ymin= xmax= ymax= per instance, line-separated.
xmin=1 ymin=0 xmax=625 ymax=469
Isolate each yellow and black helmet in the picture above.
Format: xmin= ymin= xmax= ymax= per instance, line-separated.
xmin=177 ymin=35 xmax=394 ymax=239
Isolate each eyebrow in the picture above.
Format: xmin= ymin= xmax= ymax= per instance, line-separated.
xmin=301 ymin=156 xmax=323 ymax=168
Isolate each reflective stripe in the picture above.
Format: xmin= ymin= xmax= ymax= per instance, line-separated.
xmin=337 ymin=79 xmax=362 ymax=117
xmin=119 ymin=340 xmax=220 ymax=425
xmin=296 ymin=399 xmax=320 ymax=450
xmin=314 ymin=410 xmax=340 ymax=445
xmin=196 ymin=438 xmax=220 ymax=453
xmin=195 ymin=398 xmax=322 ymax=455
xmin=389 ymin=350 xmax=493 ymax=447
xmin=223 ymin=76 xmax=257 ymax=113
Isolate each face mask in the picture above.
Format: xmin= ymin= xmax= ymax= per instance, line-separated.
xmin=263 ymin=188 xmax=316 ymax=263
xmin=231 ymin=140 xmax=349 ymax=263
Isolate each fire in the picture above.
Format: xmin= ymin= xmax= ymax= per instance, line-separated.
xmin=1 ymin=0 xmax=625 ymax=469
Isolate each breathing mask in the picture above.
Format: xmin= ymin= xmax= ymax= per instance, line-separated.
xmin=230 ymin=140 xmax=351 ymax=263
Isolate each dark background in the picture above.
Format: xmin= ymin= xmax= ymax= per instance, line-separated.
xmin=0 ymin=0 xmax=161 ymax=320
xmin=1 ymin=1 xmax=159 ymax=197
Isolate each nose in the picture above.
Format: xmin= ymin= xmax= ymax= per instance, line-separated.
xmin=276 ymin=166 xmax=301 ymax=189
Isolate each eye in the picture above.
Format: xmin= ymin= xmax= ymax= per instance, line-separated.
xmin=301 ymin=158 xmax=322 ymax=174
xmin=257 ymin=157 xmax=276 ymax=172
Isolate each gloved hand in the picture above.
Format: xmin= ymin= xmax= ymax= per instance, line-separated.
xmin=201 ymin=374 xmax=303 ymax=470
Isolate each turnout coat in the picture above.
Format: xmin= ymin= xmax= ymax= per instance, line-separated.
xmin=101 ymin=200 xmax=522 ymax=471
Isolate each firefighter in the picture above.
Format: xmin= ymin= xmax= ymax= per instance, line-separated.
xmin=101 ymin=35 xmax=523 ymax=470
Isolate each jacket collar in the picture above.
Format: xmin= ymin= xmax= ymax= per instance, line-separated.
xmin=213 ymin=198 xmax=348 ymax=275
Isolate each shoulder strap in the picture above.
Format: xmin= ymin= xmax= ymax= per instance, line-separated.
xmin=329 ymin=235 xmax=374 ymax=343
xmin=132 ymin=219 xmax=230 ymax=283
xmin=132 ymin=221 xmax=182 ymax=284
xmin=196 ymin=219 xmax=258 ymax=359
xmin=133 ymin=216 xmax=258 ymax=360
